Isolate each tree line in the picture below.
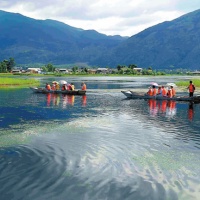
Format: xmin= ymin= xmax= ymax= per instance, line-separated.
xmin=0 ymin=58 xmax=187 ymax=75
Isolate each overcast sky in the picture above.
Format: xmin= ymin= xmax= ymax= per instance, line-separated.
xmin=1 ymin=0 xmax=200 ymax=36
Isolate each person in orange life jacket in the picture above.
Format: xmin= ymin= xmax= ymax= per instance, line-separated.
xmin=187 ymin=80 xmax=195 ymax=97
xmin=171 ymin=86 xmax=176 ymax=97
xmin=161 ymin=85 xmax=167 ymax=96
xmin=157 ymin=86 xmax=162 ymax=95
xmin=67 ymin=83 xmax=72 ymax=90
xmin=45 ymin=83 xmax=51 ymax=91
xmin=81 ymin=82 xmax=87 ymax=90
xmin=51 ymin=83 xmax=56 ymax=91
xmin=167 ymin=88 xmax=173 ymax=98
xmin=61 ymin=84 xmax=67 ymax=91
xmin=152 ymin=85 xmax=157 ymax=96
xmin=147 ymin=86 xmax=153 ymax=96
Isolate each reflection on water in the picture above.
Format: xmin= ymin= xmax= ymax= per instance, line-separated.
xmin=62 ymin=94 xmax=75 ymax=107
xmin=82 ymin=95 xmax=87 ymax=107
xmin=0 ymin=77 xmax=200 ymax=200
xmin=188 ymin=103 xmax=194 ymax=121
xmin=147 ymin=99 xmax=196 ymax=121
xmin=45 ymin=94 xmax=87 ymax=107
xmin=147 ymin=99 xmax=177 ymax=118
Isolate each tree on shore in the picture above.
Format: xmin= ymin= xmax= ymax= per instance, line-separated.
xmin=72 ymin=66 xmax=79 ymax=73
xmin=0 ymin=58 xmax=15 ymax=72
xmin=42 ymin=63 xmax=56 ymax=72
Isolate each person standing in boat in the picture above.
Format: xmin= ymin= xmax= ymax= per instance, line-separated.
xmin=187 ymin=80 xmax=195 ymax=97
xmin=81 ymin=82 xmax=87 ymax=91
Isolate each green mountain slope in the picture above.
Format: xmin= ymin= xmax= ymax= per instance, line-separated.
xmin=101 ymin=9 xmax=200 ymax=69
xmin=0 ymin=10 xmax=127 ymax=65
xmin=1 ymin=9 xmax=200 ymax=69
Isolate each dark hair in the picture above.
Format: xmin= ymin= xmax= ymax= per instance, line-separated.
xmin=190 ymin=80 xmax=192 ymax=83
xmin=152 ymin=85 xmax=155 ymax=88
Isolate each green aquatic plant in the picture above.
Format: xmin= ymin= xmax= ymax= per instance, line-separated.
xmin=176 ymin=79 xmax=200 ymax=87
xmin=133 ymin=150 xmax=198 ymax=175
xmin=0 ymin=77 xmax=40 ymax=87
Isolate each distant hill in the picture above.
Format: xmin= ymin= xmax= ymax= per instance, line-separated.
xmin=0 ymin=10 xmax=127 ymax=65
xmin=98 ymin=9 xmax=200 ymax=69
xmin=1 ymin=9 xmax=200 ymax=70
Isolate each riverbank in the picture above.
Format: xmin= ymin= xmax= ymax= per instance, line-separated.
xmin=1 ymin=73 xmax=199 ymax=88
xmin=0 ymin=77 xmax=40 ymax=88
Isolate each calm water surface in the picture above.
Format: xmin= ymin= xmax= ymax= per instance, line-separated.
xmin=0 ymin=76 xmax=200 ymax=200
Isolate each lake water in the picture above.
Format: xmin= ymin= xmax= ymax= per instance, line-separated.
xmin=0 ymin=76 xmax=200 ymax=200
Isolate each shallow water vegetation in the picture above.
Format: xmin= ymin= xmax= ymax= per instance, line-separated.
xmin=0 ymin=77 xmax=40 ymax=87
xmin=176 ymin=79 xmax=200 ymax=87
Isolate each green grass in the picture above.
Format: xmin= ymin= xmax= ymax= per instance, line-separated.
xmin=0 ymin=77 xmax=40 ymax=88
xmin=176 ymin=79 xmax=200 ymax=87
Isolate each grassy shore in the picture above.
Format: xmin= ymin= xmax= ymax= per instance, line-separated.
xmin=0 ymin=77 xmax=40 ymax=88
xmin=176 ymin=79 xmax=200 ymax=87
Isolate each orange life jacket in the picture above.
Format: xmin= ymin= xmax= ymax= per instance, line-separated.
xmin=162 ymin=88 xmax=167 ymax=96
xmin=189 ymin=84 xmax=195 ymax=92
xmin=46 ymin=85 xmax=51 ymax=90
xmin=152 ymin=88 xmax=157 ymax=96
xmin=62 ymin=85 xmax=66 ymax=91
xmin=52 ymin=84 xmax=56 ymax=91
xmin=67 ymin=84 xmax=72 ymax=90
xmin=167 ymin=90 xmax=172 ymax=98
xmin=172 ymin=88 xmax=176 ymax=96
xmin=82 ymin=84 xmax=87 ymax=90
xmin=147 ymin=89 xmax=153 ymax=96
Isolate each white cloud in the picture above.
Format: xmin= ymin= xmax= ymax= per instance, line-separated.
xmin=0 ymin=0 xmax=200 ymax=36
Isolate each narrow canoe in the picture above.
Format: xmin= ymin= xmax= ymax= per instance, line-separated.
xmin=121 ymin=90 xmax=200 ymax=102
xmin=30 ymin=87 xmax=86 ymax=95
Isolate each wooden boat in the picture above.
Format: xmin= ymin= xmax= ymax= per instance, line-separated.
xmin=30 ymin=87 xmax=86 ymax=95
xmin=121 ymin=90 xmax=200 ymax=102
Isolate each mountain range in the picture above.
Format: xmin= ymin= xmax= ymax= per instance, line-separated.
xmin=0 ymin=9 xmax=200 ymax=70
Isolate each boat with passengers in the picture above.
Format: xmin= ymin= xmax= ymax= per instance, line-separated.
xmin=121 ymin=90 xmax=200 ymax=102
xmin=30 ymin=87 xmax=86 ymax=95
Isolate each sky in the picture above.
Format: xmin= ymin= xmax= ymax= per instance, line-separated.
xmin=0 ymin=0 xmax=200 ymax=36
